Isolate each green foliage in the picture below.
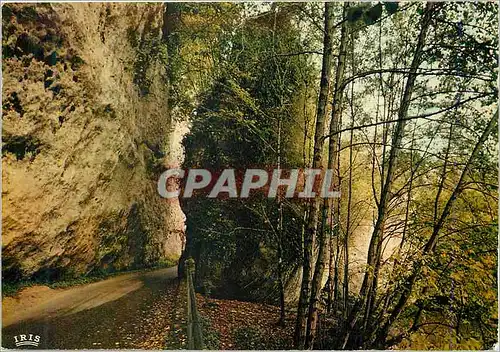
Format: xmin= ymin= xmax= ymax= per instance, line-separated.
xmin=346 ymin=2 xmax=398 ymax=25
xmin=162 ymin=3 xmax=243 ymax=118
xmin=131 ymin=34 xmax=166 ymax=96
xmin=180 ymin=5 xmax=316 ymax=302
xmin=233 ymin=327 xmax=262 ymax=349
xmin=233 ymin=326 xmax=289 ymax=350
xmin=347 ymin=6 xmax=365 ymax=23
xmin=173 ymin=2 xmax=496 ymax=349
xmin=365 ymin=4 xmax=383 ymax=25
xmin=201 ymin=317 xmax=221 ymax=350
xmin=384 ymin=2 xmax=399 ymax=15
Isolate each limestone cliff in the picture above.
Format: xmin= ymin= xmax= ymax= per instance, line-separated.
xmin=2 ymin=3 xmax=185 ymax=281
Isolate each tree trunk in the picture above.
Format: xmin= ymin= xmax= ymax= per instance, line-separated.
xmin=374 ymin=110 xmax=498 ymax=347
xmin=304 ymin=3 xmax=349 ymax=349
xmin=293 ymin=2 xmax=336 ymax=348
xmin=344 ymin=26 xmax=357 ymax=320
xmin=342 ymin=3 xmax=436 ymax=348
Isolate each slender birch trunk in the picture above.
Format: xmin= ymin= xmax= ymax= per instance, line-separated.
xmin=304 ymin=3 xmax=350 ymax=349
xmin=294 ymin=2 xmax=335 ymax=348
xmin=342 ymin=3 xmax=436 ymax=348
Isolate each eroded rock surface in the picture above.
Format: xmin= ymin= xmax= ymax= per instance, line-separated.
xmin=2 ymin=3 xmax=185 ymax=280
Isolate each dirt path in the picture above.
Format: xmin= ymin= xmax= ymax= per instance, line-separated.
xmin=2 ymin=267 xmax=180 ymax=349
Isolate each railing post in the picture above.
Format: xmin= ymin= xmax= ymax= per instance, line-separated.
xmin=185 ymin=258 xmax=204 ymax=349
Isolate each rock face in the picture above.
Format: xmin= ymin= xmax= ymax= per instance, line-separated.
xmin=2 ymin=3 xmax=185 ymax=281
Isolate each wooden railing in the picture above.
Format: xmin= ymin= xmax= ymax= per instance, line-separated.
xmin=185 ymin=258 xmax=204 ymax=349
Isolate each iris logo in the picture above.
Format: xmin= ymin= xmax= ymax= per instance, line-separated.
xmin=13 ymin=334 xmax=41 ymax=347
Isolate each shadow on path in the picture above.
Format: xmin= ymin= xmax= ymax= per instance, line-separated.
xmin=2 ymin=267 xmax=179 ymax=349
